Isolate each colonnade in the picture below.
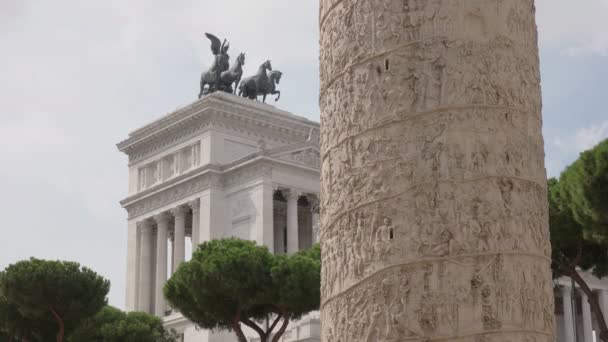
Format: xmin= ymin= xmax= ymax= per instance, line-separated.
xmin=559 ymin=284 xmax=608 ymax=342
xmin=274 ymin=189 xmax=320 ymax=255
xmin=136 ymin=199 xmax=200 ymax=316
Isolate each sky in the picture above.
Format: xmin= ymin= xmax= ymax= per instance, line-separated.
xmin=0 ymin=0 xmax=607 ymax=308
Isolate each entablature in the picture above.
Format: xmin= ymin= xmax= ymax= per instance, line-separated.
xmin=122 ymin=145 xmax=321 ymax=220
xmin=117 ymin=92 xmax=319 ymax=166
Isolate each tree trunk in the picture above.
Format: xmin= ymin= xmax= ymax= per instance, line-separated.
xmin=271 ymin=316 xmax=290 ymax=342
xmin=48 ymin=305 xmax=64 ymax=342
xmin=241 ymin=317 xmax=268 ymax=342
xmin=567 ymin=267 xmax=608 ymax=342
xmin=232 ymin=321 xmax=248 ymax=342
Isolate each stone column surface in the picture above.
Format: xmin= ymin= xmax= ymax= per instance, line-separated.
xmin=173 ymin=205 xmax=187 ymax=269
xmin=286 ymin=190 xmax=300 ymax=254
xmin=560 ymin=285 xmax=576 ymax=342
xmin=190 ymin=199 xmax=201 ymax=253
xmin=581 ymin=290 xmax=594 ymax=342
xmin=154 ymin=213 xmax=170 ymax=317
xmin=319 ymin=0 xmax=555 ymax=341
xmin=138 ymin=220 xmax=155 ymax=314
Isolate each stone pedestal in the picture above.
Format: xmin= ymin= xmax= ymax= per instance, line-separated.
xmin=319 ymin=0 xmax=555 ymax=341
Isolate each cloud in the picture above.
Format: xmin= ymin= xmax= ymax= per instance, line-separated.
xmin=536 ymin=0 xmax=608 ymax=56
xmin=548 ymin=120 xmax=608 ymax=177
xmin=0 ymin=0 xmax=319 ymax=308
xmin=0 ymin=0 xmax=605 ymax=309
xmin=552 ymin=121 xmax=608 ymax=153
xmin=565 ymin=33 xmax=608 ymax=57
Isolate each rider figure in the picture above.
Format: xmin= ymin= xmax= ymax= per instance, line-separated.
xmin=213 ymin=41 xmax=230 ymax=91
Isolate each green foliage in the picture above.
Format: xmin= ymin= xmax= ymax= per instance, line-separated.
xmin=558 ymin=139 xmax=608 ymax=241
xmin=0 ymin=293 xmax=55 ymax=341
xmin=164 ymin=238 xmax=321 ymax=341
xmin=165 ymin=238 xmax=274 ymax=331
xmin=550 ymin=139 xmax=608 ymax=278
xmin=0 ymin=258 xmax=110 ymax=340
xmin=296 ymin=243 xmax=320 ymax=262
xmin=271 ymin=252 xmax=320 ymax=319
xmin=69 ymin=306 xmax=178 ymax=342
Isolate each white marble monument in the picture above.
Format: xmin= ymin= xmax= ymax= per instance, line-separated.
xmin=118 ymin=92 xmax=321 ymax=341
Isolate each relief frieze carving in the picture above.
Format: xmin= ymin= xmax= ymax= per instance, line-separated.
xmin=125 ymin=173 xmax=214 ymax=220
xmin=320 ymin=0 xmax=553 ymax=340
xmin=321 ymin=255 xmax=554 ymax=342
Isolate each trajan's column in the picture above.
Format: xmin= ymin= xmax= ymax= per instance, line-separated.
xmin=319 ymin=0 xmax=555 ymax=341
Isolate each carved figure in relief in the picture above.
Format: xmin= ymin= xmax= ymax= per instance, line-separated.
xmin=481 ymin=284 xmax=501 ymax=330
xmin=418 ymin=291 xmax=438 ymax=333
xmin=365 ymin=304 xmax=384 ymax=342
xmin=406 ymin=0 xmax=422 ymax=41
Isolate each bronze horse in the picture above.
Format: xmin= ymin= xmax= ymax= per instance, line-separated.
xmin=238 ymin=60 xmax=282 ymax=103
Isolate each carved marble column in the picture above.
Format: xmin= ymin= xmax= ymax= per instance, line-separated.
xmin=561 ymin=285 xmax=576 ymax=342
xmin=154 ymin=213 xmax=170 ymax=316
xmin=286 ymin=190 xmax=300 ymax=254
xmin=581 ymin=289 xmax=594 ymax=342
xmin=137 ymin=219 xmax=155 ymax=313
xmin=172 ymin=205 xmax=187 ymax=269
xmin=190 ymin=199 xmax=201 ymax=253
xmin=319 ymin=0 xmax=555 ymax=341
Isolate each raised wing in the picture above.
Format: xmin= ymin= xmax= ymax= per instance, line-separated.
xmin=205 ymin=33 xmax=222 ymax=55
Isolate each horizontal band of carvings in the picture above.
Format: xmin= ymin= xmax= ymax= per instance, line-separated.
xmin=320 ymin=39 xmax=438 ymax=93
xmin=320 ymin=252 xmax=551 ymax=309
xmin=320 ymin=104 xmax=536 ymax=160
xmin=319 ymin=35 xmax=533 ymax=95
xmin=319 ymin=0 xmax=347 ymax=30
xmin=322 ymin=174 xmax=546 ymax=232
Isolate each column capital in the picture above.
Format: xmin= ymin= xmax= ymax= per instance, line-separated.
xmin=154 ymin=212 xmax=172 ymax=225
xmin=189 ymin=199 xmax=201 ymax=213
xmin=285 ymin=189 xmax=302 ymax=201
xmin=137 ymin=219 xmax=154 ymax=232
xmin=307 ymin=193 xmax=320 ymax=213
xmin=559 ymin=285 xmax=573 ymax=296
xmin=171 ymin=205 xmax=189 ymax=217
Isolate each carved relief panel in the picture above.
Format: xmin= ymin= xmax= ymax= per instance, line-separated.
xmin=320 ymin=0 xmax=554 ymax=341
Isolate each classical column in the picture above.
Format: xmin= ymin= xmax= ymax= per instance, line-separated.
xmin=125 ymin=221 xmax=140 ymax=311
xmin=154 ymin=212 xmax=170 ymax=317
xmin=599 ymin=290 xmax=608 ymax=326
xmin=310 ymin=194 xmax=320 ymax=244
xmin=172 ymin=205 xmax=187 ymax=269
xmin=169 ymin=235 xmax=175 ymax=276
xmin=561 ymin=285 xmax=576 ymax=342
xmin=319 ymin=1 xmax=555 ymax=340
xmin=137 ymin=219 xmax=155 ymax=313
xmin=286 ymin=190 xmax=299 ymax=254
xmin=190 ymin=199 xmax=201 ymax=253
xmin=581 ymin=290 xmax=594 ymax=342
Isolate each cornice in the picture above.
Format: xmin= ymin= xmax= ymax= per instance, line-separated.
xmin=117 ymin=92 xmax=319 ymax=165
